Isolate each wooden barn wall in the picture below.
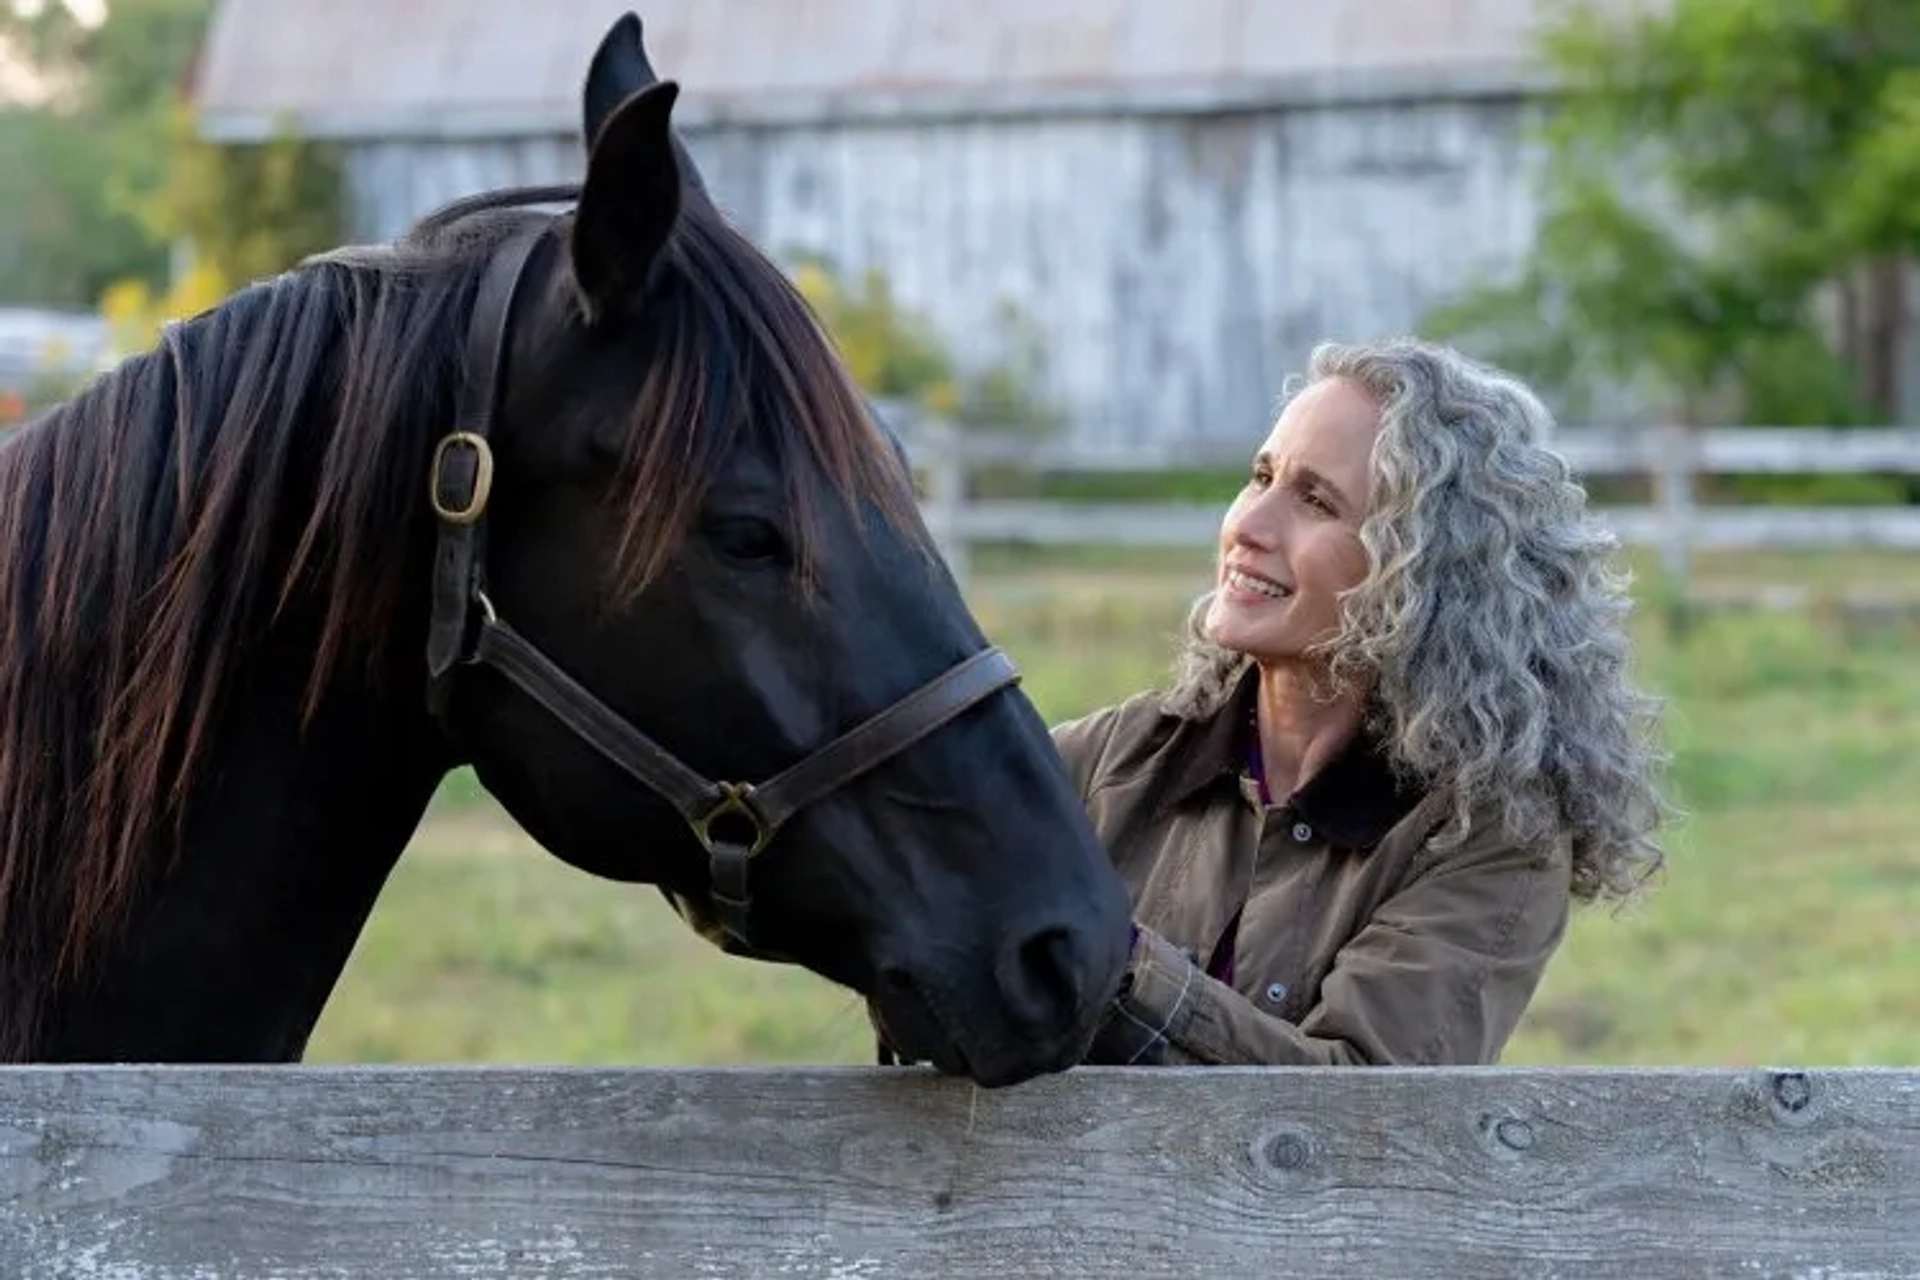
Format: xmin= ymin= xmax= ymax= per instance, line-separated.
xmin=342 ymin=99 xmax=1555 ymax=449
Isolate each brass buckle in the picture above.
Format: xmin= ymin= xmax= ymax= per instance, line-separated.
xmin=690 ymin=782 xmax=773 ymax=856
xmin=430 ymin=431 xmax=495 ymax=526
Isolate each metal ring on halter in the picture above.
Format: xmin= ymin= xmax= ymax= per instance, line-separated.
xmin=689 ymin=781 xmax=774 ymax=856
xmin=429 ymin=431 xmax=495 ymax=526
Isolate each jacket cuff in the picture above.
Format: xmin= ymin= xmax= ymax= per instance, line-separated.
xmin=1084 ymin=923 xmax=1207 ymax=1065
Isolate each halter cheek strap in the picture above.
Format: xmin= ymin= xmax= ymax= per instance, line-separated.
xmin=425 ymin=224 xmax=546 ymax=715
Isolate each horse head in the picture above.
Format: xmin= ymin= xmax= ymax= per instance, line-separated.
xmin=412 ymin=14 xmax=1132 ymax=1085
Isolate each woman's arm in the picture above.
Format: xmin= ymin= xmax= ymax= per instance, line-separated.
xmin=1084 ymin=825 xmax=1573 ymax=1067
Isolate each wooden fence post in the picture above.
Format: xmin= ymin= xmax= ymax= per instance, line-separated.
xmin=920 ymin=414 xmax=970 ymax=585
xmin=1649 ymin=422 xmax=1697 ymax=634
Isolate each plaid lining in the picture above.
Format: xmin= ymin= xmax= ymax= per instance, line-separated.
xmin=1088 ymin=925 xmax=1213 ymax=1065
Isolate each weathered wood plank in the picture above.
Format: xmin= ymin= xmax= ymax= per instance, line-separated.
xmin=3 ymin=1066 xmax=1916 ymax=1279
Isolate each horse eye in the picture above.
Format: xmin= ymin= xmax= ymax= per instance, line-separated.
xmin=703 ymin=515 xmax=790 ymax=566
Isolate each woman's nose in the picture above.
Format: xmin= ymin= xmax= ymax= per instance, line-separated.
xmin=1228 ymin=492 xmax=1287 ymax=551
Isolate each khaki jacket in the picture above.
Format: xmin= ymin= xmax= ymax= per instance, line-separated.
xmin=1056 ymin=665 xmax=1571 ymax=1067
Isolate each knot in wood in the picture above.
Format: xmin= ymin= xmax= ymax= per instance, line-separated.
xmin=1493 ymin=1117 xmax=1535 ymax=1151
xmin=1253 ymin=1126 xmax=1313 ymax=1172
xmin=1770 ymin=1070 xmax=1814 ymax=1117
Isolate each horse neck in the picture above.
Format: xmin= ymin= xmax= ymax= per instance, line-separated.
xmin=26 ymin=315 xmax=462 ymax=1063
xmin=33 ymin=572 xmax=451 ymax=1063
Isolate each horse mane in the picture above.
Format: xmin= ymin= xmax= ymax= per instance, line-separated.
xmin=0 ymin=186 xmax=916 ymax=1057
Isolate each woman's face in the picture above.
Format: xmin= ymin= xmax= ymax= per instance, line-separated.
xmin=1204 ymin=375 xmax=1380 ymax=664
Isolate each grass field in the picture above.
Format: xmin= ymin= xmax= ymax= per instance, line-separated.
xmin=304 ymin=546 xmax=1920 ymax=1068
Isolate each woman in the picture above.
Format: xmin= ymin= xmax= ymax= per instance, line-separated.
xmin=1057 ymin=336 xmax=1672 ymax=1067
xmin=878 ymin=337 xmax=1670 ymax=1069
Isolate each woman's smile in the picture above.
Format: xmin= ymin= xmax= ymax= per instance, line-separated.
xmin=1222 ymin=565 xmax=1292 ymax=603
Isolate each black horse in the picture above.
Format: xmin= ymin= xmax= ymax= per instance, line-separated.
xmin=0 ymin=13 xmax=1131 ymax=1085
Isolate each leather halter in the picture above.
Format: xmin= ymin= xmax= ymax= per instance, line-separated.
xmin=422 ymin=204 xmax=1021 ymax=950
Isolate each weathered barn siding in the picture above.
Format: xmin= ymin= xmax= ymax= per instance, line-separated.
xmin=203 ymin=0 xmax=1920 ymax=440
xmin=344 ymin=96 xmax=1542 ymax=448
xmin=342 ymin=137 xmax=581 ymax=240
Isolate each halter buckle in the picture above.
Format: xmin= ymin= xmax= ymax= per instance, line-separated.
xmin=430 ymin=431 xmax=495 ymax=526
xmin=690 ymin=781 xmax=774 ymax=856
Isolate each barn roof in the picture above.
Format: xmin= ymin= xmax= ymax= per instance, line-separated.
xmin=192 ymin=0 xmax=1658 ymax=143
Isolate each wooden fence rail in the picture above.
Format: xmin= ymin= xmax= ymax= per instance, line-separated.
xmin=4 ymin=1065 xmax=1916 ymax=1278
xmin=889 ymin=415 xmax=1920 ymax=583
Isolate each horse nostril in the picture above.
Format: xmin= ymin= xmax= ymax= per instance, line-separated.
xmin=996 ymin=923 xmax=1086 ymax=1034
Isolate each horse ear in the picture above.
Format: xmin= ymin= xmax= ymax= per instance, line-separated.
xmin=582 ymin=12 xmax=660 ymax=148
xmin=580 ymin=11 xmax=712 ymax=196
xmin=569 ymin=80 xmax=683 ymax=325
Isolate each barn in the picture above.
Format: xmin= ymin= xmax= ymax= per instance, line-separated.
xmin=190 ymin=0 xmax=1643 ymax=450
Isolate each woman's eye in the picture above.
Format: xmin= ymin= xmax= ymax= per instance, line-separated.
xmin=705 ymin=516 xmax=789 ymax=565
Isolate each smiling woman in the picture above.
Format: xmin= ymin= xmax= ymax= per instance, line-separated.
xmin=882 ymin=336 xmax=1674 ymax=1069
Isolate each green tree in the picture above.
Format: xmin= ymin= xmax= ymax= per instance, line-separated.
xmin=0 ymin=106 xmax=157 ymax=305
xmin=0 ymin=0 xmax=343 ymax=315
xmin=0 ymin=0 xmax=216 ymax=305
xmin=791 ymin=256 xmax=1062 ymax=435
xmin=1426 ymin=0 xmax=1920 ymax=430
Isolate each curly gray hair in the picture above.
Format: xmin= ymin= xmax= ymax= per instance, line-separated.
xmin=1168 ymin=337 xmax=1670 ymax=905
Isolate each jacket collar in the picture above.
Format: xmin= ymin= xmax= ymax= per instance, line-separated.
xmin=1161 ymin=665 xmax=1427 ymax=851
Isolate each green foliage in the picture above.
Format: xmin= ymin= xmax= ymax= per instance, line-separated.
xmin=0 ymin=0 xmax=215 ymax=305
xmin=1425 ymin=0 xmax=1920 ymax=433
xmin=1839 ymin=68 xmax=1920 ymax=250
xmin=952 ymin=299 xmax=1063 ymax=435
xmin=0 ymin=0 xmax=343 ymax=316
xmin=791 ymin=256 xmax=1062 ymax=435
xmin=0 ymin=106 xmax=166 ymax=305
xmin=132 ymin=106 xmax=346 ymax=288
xmin=81 ymin=0 xmax=213 ymax=120
xmin=791 ymin=259 xmax=955 ymax=408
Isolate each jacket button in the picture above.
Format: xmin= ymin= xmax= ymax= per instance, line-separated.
xmin=1265 ymin=982 xmax=1288 ymax=1003
xmin=1291 ymin=821 xmax=1313 ymax=843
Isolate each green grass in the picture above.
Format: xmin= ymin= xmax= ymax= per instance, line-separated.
xmin=306 ymin=813 xmax=880 ymax=1066
xmin=304 ymin=552 xmax=1920 ymax=1068
xmin=1506 ymin=610 xmax=1920 ymax=1066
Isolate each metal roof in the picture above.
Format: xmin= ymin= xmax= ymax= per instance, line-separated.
xmin=193 ymin=0 xmax=1660 ymax=142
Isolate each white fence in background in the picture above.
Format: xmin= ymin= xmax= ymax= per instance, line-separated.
xmin=885 ymin=411 xmax=1920 ymax=585
xmin=9 ymin=410 xmax=1920 ymax=596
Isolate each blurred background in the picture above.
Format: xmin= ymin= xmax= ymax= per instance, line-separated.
xmin=1 ymin=0 xmax=1914 ymax=1067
